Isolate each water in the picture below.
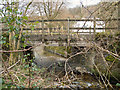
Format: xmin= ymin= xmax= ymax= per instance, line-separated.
xmin=33 ymin=44 xmax=66 ymax=68
xmin=32 ymin=44 xmax=103 ymax=88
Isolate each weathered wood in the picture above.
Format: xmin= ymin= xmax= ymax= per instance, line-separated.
xmin=93 ymin=17 xmax=96 ymax=40
xmin=2 ymin=27 xmax=118 ymax=32
xmin=56 ymin=26 xmax=60 ymax=35
xmin=1 ymin=18 xmax=119 ymax=24
xmin=41 ymin=19 xmax=44 ymax=43
xmin=26 ymin=18 xmax=119 ymax=23
xmin=2 ymin=18 xmax=119 ymax=47
xmin=67 ymin=18 xmax=70 ymax=47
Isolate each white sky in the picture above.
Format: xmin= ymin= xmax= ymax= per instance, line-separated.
xmin=0 ymin=0 xmax=105 ymax=9
xmin=67 ymin=0 xmax=101 ymax=8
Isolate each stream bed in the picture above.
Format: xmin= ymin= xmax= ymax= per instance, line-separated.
xmin=32 ymin=45 xmax=119 ymax=89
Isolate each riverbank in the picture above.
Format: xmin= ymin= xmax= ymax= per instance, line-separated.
xmin=2 ymin=60 xmax=120 ymax=89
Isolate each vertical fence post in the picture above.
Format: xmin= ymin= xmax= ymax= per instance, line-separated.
xmin=58 ymin=25 xmax=60 ymax=35
xmin=93 ymin=17 xmax=96 ymax=41
xmin=65 ymin=18 xmax=70 ymax=58
xmin=67 ymin=17 xmax=70 ymax=46
xmin=42 ymin=19 xmax=44 ymax=43
xmin=105 ymin=20 xmax=106 ymax=32
xmin=51 ymin=27 xmax=53 ymax=36
xmin=61 ymin=26 xmax=64 ymax=35
xmin=90 ymin=26 xmax=92 ymax=41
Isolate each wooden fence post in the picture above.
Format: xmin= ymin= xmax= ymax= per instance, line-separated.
xmin=58 ymin=25 xmax=60 ymax=35
xmin=93 ymin=17 xmax=96 ymax=41
xmin=65 ymin=18 xmax=70 ymax=58
xmin=51 ymin=27 xmax=53 ymax=36
xmin=61 ymin=26 xmax=64 ymax=35
xmin=67 ymin=18 xmax=70 ymax=46
xmin=42 ymin=19 xmax=44 ymax=43
xmin=56 ymin=26 xmax=59 ymax=35
xmin=90 ymin=26 xmax=92 ymax=41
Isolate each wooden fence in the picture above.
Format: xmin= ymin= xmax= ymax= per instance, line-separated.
xmin=2 ymin=18 xmax=119 ymax=46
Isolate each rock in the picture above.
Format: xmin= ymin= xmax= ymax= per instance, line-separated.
xmin=75 ymin=67 xmax=88 ymax=74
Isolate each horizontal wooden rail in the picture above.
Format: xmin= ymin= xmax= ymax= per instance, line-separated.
xmin=2 ymin=27 xmax=118 ymax=31
xmin=1 ymin=18 xmax=119 ymax=23
xmin=69 ymin=27 xmax=118 ymax=30
xmin=24 ymin=32 xmax=96 ymax=34
xmin=27 ymin=18 xmax=120 ymax=22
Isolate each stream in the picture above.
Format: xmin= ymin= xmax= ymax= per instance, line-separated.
xmin=33 ymin=44 xmax=66 ymax=68
xmin=32 ymin=44 xmax=115 ymax=88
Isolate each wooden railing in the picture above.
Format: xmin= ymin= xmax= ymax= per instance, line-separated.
xmin=2 ymin=18 xmax=119 ymax=31
xmin=2 ymin=18 xmax=119 ymax=46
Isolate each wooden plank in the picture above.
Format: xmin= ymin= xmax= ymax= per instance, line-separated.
xmin=69 ymin=27 xmax=118 ymax=30
xmin=2 ymin=27 xmax=118 ymax=32
xmin=27 ymin=18 xmax=120 ymax=22
xmin=1 ymin=18 xmax=120 ymax=24
xmin=67 ymin=18 xmax=70 ymax=46
xmin=42 ymin=19 xmax=44 ymax=43
xmin=93 ymin=17 xmax=96 ymax=40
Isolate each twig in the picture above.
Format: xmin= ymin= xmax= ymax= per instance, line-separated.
xmin=102 ymin=74 xmax=113 ymax=88
xmin=95 ymin=43 xmax=120 ymax=83
xmin=64 ymin=46 xmax=91 ymax=82
xmin=94 ymin=43 xmax=120 ymax=59
xmin=93 ymin=63 xmax=108 ymax=89
xmin=0 ymin=59 xmax=20 ymax=74
xmin=13 ymin=74 xmax=20 ymax=83
xmin=0 ymin=56 xmax=16 ymax=86
xmin=0 ymin=47 xmax=33 ymax=53
xmin=76 ymin=2 xmax=105 ymax=34
xmin=97 ymin=49 xmax=113 ymax=88
xmin=0 ymin=42 xmax=57 ymax=53
xmin=15 ymin=72 xmax=29 ymax=79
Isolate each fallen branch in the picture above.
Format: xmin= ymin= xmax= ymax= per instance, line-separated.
xmin=0 ymin=43 xmax=50 ymax=53
xmin=13 ymin=74 xmax=20 ymax=83
xmin=0 ymin=56 xmax=15 ymax=85
xmin=0 ymin=47 xmax=33 ymax=53
xmin=0 ymin=59 xmax=20 ymax=75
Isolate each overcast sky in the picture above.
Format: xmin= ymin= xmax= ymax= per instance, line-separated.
xmin=67 ymin=0 xmax=101 ymax=8
xmin=0 ymin=0 xmax=103 ymax=9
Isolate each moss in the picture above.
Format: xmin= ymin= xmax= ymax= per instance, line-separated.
xmin=45 ymin=46 xmax=72 ymax=56
xmin=105 ymin=55 xmax=119 ymax=62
